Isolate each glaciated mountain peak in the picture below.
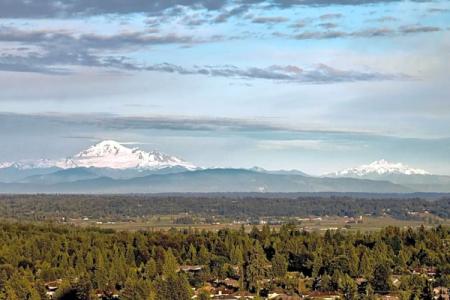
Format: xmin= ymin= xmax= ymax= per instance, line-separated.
xmin=331 ymin=159 xmax=431 ymax=177
xmin=68 ymin=140 xmax=196 ymax=170
xmin=74 ymin=140 xmax=134 ymax=159
xmin=0 ymin=140 xmax=197 ymax=171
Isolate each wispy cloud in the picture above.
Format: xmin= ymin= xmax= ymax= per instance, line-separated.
xmin=427 ymin=7 xmax=450 ymax=13
xmin=0 ymin=0 xmax=434 ymax=19
xmin=0 ymin=43 xmax=413 ymax=84
xmin=213 ymin=5 xmax=251 ymax=23
xmin=293 ymin=25 xmax=443 ymax=40
xmin=319 ymin=13 xmax=342 ymax=20
xmin=318 ymin=22 xmax=338 ymax=29
xmin=252 ymin=16 xmax=289 ymax=24
xmin=144 ymin=63 xmax=411 ymax=83
xmin=366 ymin=16 xmax=398 ymax=23
xmin=258 ymin=139 xmax=360 ymax=151
xmin=0 ymin=112 xmax=376 ymax=136
xmin=399 ymin=25 xmax=441 ymax=34
xmin=0 ymin=25 xmax=222 ymax=74
xmin=0 ymin=26 xmax=218 ymax=49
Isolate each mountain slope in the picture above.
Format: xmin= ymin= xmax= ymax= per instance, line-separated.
xmin=63 ymin=140 xmax=196 ymax=170
xmin=0 ymin=140 xmax=197 ymax=172
xmin=331 ymin=159 xmax=430 ymax=177
xmin=329 ymin=160 xmax=450 ymax=192
xmin=0 ymin=166 xmax=61 ymax=183
xmin=0 ymin=169 xmax=413 ymax=194
xmin=20 ymin=168 xmax=101 ymax=185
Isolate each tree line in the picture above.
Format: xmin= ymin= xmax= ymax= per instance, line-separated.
xmin=0 ymin=222 xmax=448 ymax=299
xmin=0 ymin=194 xmax=449 ymax=220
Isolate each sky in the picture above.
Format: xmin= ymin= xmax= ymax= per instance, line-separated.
xmin=0 ymin=0 xmax=449 ymax=175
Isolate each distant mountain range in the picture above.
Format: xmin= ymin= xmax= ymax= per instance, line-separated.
xmin=0 ymin=141 xmax=449 ymax=193
xmin=327 ymin=159 xmax=450 ymax=192
xmin=329 ymin=159 xmax=431 ymax=176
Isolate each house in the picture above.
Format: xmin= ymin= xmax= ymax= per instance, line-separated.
xmin=212 ymin=278 xmax=240 ymax=292
xmin=379 ymin=294 xmax=400 ymax=300
xmin=355 ymin=277 xmax=368 ymax=294
xmin=45 ymin=279 xmax=62 ymax=299
xmin=231 ymin=291 xmax=255 ymax=299
xmin=268 ymin=293 xmax=301 ymax=300
xmin=95 ymin=289 xmax=119 ymax=299
xmin=211 ymin=289 xmax=235 ymax=299
xmin=179 ymin=265 xmax=205 ymax=273
xmin=390 ymin=276 xmax=401 ymax=288
xmin=305 ymin=291 xmax=341 ymax=299
xmin=223 ymin=278 xmax=240 ymax=290
xmin=412 ymin=267 xmax=437 ymax=276
xmin=434 ymin=287 xmax=449 ymax=300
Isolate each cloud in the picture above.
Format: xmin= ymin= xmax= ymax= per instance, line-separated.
xmin=399 ymin=25 xmax=441 ymax=34
xmin=0 ymin=26 xmax=223 ymax=73
xmin=8 ymin=111 xmax=447 ymax=143
xmin=318 ymin=22 xmax=338 ymax=29
xmin=252 ymin=16 xmax=289 ymax=24
xmin=0 ymin=26 xmax=215 ymax=49
xmin=146 ymin=63 xmax=410 ymax=83
xmin=265 ymin=0 xmax=429 ymax=8
xmin=213 ymin=5 xmax=251 ymax=23
xmin=0 ymin=112 xmax=379 ymax=136
xmin=367 ymin=16 xmax=398 ymax=23
xmin=0 ymin=44 xmax=412 ymax=84
xmin=0 ymin=26 xmax=412 ymax=83
xmin=289 ymin=20 xmax=308 ymax=29
xmin=0 ymin=0 xmax=228 ymax=18
xmin=319 ymin=13 xmax=342 ymax=20
xmin=294 ymin=30 xmax=346 ymax=39
xmin=257 ymin=139 xmax=358 ymax=151
xmin=293 ymin=25 xmax=443 ymax=40
xmin=427 ymin=8 xmax=450 ymax=13
xmin=0 ymin=0 xmax=434 ymax=19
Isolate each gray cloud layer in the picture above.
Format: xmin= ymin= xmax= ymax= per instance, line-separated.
xmin=143 ymin=63 xmax=410 ymax=83
xmin=292 ymin=25 xmax=442 ymax=40
xmin=0 ymin=23 xmax=435 ymax=82
xmin=0 ymin=0 xmax=433 ymax=19
xmin=0 ymin=25 xmax=222 ymax=74
xmin=0 ymin=26 xmax=216 ymax=49
xmin=0 ymin=112 xmax=384 ymax=137
xmin=0 ymin=45 xmax=411 ymax=83
xmin=252 ymin=16 xmax=289 ymax=24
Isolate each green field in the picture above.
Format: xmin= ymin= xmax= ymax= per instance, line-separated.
xmin=68 ymin=214 xmax=450 ymax=232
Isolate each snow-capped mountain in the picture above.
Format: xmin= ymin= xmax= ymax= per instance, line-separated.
xmin=0 ymin=140 xmax=197 ymax=171
xmin=327 ymin=160 xmax=450 ymax=192
xmin=63 ymin=140 xmax=196 ymax=170
xmin=329 ymin=159 xmax=431 ymax=177
xmin=0 ymin=159 xmax=61 ymax=170
xmin=0 ymin=162 xmax=12 ymax=169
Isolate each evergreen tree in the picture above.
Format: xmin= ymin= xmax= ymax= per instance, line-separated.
xmin=162 ymin=249 xmax=178 ymax=279
xmin=245 ymin=242 xmax=269 ymax=294
xmin=371 ymin=262 xmax=391 ymax=293
xmin=272 ymin=252 xmax=288 ymax=279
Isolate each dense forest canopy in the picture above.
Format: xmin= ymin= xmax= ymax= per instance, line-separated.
xmin=0 ymin=222 xmax=448 ymax=299
xmin=0 ymin=194 xmax=449 ymax=221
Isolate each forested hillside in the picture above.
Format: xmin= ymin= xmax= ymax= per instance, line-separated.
xmin=0 ymin=223 xmax=448 ymax=299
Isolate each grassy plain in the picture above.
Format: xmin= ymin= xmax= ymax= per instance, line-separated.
xmin=68 ymin=214 xmax=450 ymax=232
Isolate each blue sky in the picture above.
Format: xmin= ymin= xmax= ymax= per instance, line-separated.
xmin=0 ymin=0 xmax=449 ymax=175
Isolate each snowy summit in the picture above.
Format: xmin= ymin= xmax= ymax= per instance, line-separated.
xmin=0 ymin=140 xmax=197 ymax=171
xmin=331 ymin=159 xmax=431 ymax=177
